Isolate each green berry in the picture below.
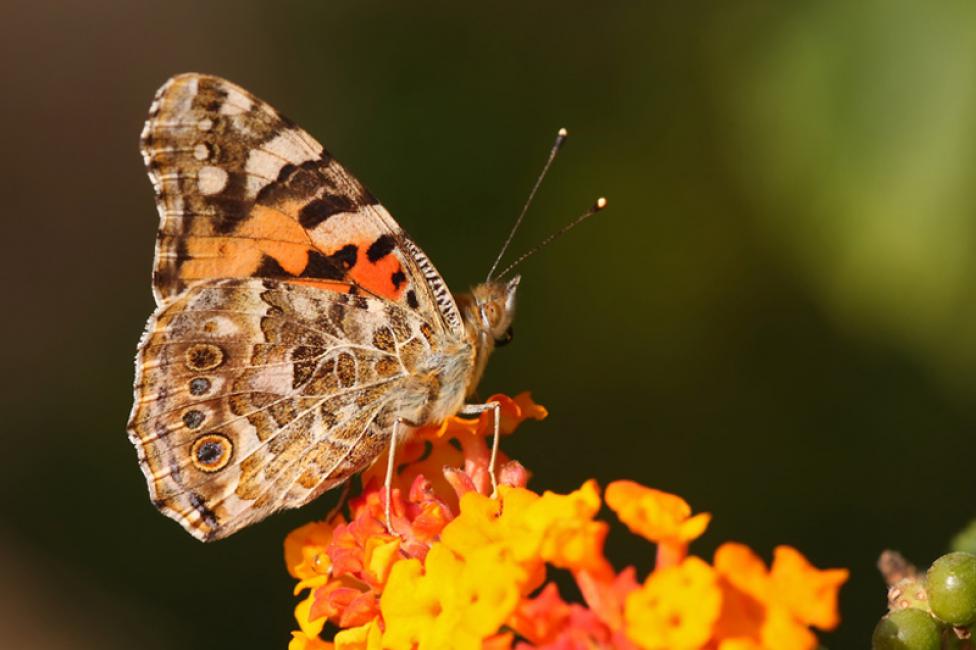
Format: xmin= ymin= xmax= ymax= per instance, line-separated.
xmin=872 ymin=608 xmax=941 ymax=650
xmin=927 ymin=552 xmax=976 ymax=626
xmin=950 ymin=520 xmax=976 ymax=556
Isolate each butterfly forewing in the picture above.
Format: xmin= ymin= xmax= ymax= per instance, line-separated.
xmin=141 ymin=73 xmax=463 ymax=336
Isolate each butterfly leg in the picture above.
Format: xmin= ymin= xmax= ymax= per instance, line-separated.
xmin=458 ymin=401 xmax=502 ymax=497
xmin=384 ymin=416 xmax=418 ymax=535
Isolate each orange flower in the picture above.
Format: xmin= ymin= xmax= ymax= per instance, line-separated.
xmin=413 ymin=392 xmax=546 ymax=501
xmin=511 ymin=583 xmax=618 ymax=649
xmin=756 ymin=607 xmax=818 ymax=650
xmin=283 ymin=394 xmax=848 ymax=650
xmin=770 ymin=546 xmax=848 ymax=630
xmin=575 ymin=565 xmax=640 ymax=634
xmin=712 ymin=542 xmax=848 ymax=650
xmin=508 ymin=583 xmax=572 ymax=646
xmin=360 ymin=392 xmax=544 ymax=512
xmin=606 ymin=480 xmax=711 ymax=568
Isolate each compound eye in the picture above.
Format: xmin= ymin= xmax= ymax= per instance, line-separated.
xmin=494 ymin=325 xmax=514 ymax=347
xmin=482 ymin=302 xmax=500 ymax=327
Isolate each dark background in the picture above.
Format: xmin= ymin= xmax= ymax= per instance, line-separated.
xmin=3 ymin=1 xmax=975 ymax=647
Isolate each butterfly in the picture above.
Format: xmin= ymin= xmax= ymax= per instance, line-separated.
xmin=128 ymin=73 xmax=603 ymax=541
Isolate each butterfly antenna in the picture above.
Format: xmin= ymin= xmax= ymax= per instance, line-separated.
xmin=496 ymin=197 xmax=608 ymax=280
xmin=486 ymin=128 xmax=569 ymax=281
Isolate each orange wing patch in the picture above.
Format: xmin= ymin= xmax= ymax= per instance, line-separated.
xmin=178 ymin=201 xmax=311 ymax=281
xmin=348 ymin=234 xmax=407 ymax=301
xmin=180 ymin=237 xmax=309 ymax=280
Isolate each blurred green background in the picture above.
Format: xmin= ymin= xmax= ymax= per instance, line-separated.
xmin=2 ymin=1 xmax=975 ymax=647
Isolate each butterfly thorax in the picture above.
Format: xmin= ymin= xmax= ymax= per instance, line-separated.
xmin=455 ymin=276 xmax=520 ymax=398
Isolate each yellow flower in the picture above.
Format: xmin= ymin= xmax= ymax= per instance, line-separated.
xmin=289 ymin=630 xmax=334 ymax=650
xmin=294 ymin=590 xmax=328 ymax=640
xmin=717 ymin=641 xmax=764 ymax=650
xmin=624 ymin=556 xmax=722 ymax=649
xmin=440 ymin=486 xmax=544 ymax=567
xmin=440 ymin=480 xmax=610 ymax=585
xmin=285 ymin=520 xmax=336 ymax=580
xmin=362 ymin=536 xmax=401 ymax=587
xmin=380 ymin=543 xmax=522 ymax=650
xmin=333 ymin=618 xmax=383 ymax=650
xmin=527 ymin=480 xmax=610 ymax=574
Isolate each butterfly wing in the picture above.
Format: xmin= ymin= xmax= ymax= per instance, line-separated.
xmin=132 ymin=73 xmax=464 ymax=540
xmin=128 ymin=278 xmax=440 ymax=541
xmin=141 ymin=73 xmax=463 ymax=336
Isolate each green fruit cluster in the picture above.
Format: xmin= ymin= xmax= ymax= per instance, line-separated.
xmin=873 ymin=552 xmax=976 ymax=650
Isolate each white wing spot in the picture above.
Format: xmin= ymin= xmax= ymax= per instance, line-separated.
xmin=244 ymin=149 xmax=286 ymax=197
xmin=193 ymin=144 xmax=209 ymax=161
xmin=266 ymin=130 xmax=319 ymax=162
xmin=197 ymin=166 xmax=228 ymax=195
xmin=219 ymin=86 xmax=253 ymax=116
xmin=197 ymin=117 xmax=213 ymax=132
xmin=200 ymin=316 xmax=240 ymax=337
xmin=243 ymin=131 xmax=317 ymax=196
xmin=171 ymin=76 xmax=198 ymax=117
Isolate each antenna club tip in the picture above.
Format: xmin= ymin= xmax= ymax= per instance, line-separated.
xmin=595 ymin=197 xmax=608 ymax=210
xmin=557 ymin=127 xmax=568 ymax=137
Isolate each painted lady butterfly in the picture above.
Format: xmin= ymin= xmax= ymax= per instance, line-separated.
xmin=128 ymin=73 xmax=602 ymax=541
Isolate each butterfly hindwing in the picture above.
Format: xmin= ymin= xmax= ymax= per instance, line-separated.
xmin=128 ymin=278 xmax=444 ymax=541
xmin=141 ymin=73 xmax=463 ymax=336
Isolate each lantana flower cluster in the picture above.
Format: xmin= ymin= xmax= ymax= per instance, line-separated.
xmin=285 ymin=393 xmax=848 ymax=650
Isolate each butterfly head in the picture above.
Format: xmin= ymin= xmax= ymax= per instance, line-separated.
xmin=465 ymin=274 xmax=520 ymax=349
xmin=458 ymin=274 xmax=520 ymax=396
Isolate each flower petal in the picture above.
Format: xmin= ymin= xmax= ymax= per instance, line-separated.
xmin=770 ymin=546 xmax=849 ymax=631
xmin=713 ymin=542 xmax=771 ymax=604
xmin=606 ymin=480 xmax=710 ymax=545
xmin=624 ymin=556 xmax=721 ymax=650
xmin=363 ymin=536 xmax=401 ymax=587
xmin=295 ymin=589 xmax=327 ymax=638
xmin=760 ymin=604 xmax=819 ymax=650
xmin=509 ymin=583 xmax=572 ymax=645
xmin=285 ymin=520 xmax=336 ymax=580
xmin=334 ymin=617 xmax=382 ymax=650
xmin=289 ymin=630 xmax=335 ymax=650
xmin=576 ymin=565 xmax=640 ymax=632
